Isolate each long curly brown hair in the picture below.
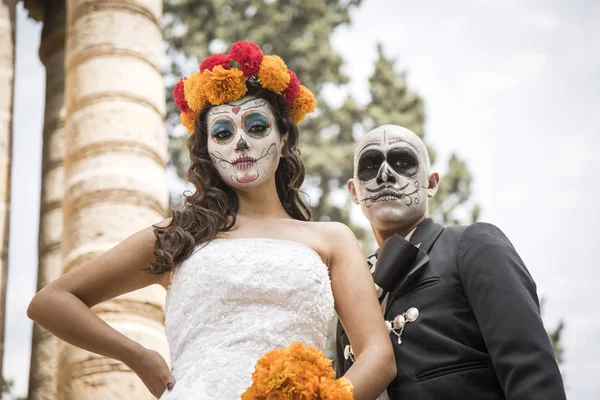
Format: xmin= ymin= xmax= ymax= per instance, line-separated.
xmin=149 ymin=82 xmax=311 ymax=274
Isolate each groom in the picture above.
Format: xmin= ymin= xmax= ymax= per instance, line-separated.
xmin=336 ymin=125 xmax=566 ymax=399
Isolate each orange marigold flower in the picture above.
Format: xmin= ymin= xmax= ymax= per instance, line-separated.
xmin=183 ymin=72 xmax=207 ymax=112
xmin=290 ymin=85 xmax=317 ymax=124
xmin=256 ymin=348 xmax=284 ymax=369
xmin=180 ymin=110 xmax=199 ymax=134
xmin=242 ymin=342 xmax=351 ymax=400
xmin=241 ymin=385 xmax=264 ymax=400
xmin=319 ymin=377 xmax=354 ymax=400
xmin=199 ymin=65 xmax=248 ymax=105
xmin=257 ymin=55 xmax=291 ymax=93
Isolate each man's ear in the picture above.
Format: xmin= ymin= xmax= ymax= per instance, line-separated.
xmin=427 ymin=172 xmax=440 ymax=198
xmin=347 ymin=178 xmax=360 ymax=205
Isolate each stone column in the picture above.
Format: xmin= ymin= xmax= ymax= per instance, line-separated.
xmin=0 ymin=0 xmax=16 ymax=393
xmin=28 ymin=1 xmax=66 ymax=398
xmin=58 ymin=0 xmax=169 ymax=398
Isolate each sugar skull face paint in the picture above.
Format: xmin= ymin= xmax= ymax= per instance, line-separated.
xmin=207 ymin=96 xmax=283 ymax=187
xmin=349 ymin=125 xmax=438 ymax=231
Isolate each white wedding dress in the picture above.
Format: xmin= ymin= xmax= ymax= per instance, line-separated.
xmin=160 ymin=237 xmax=335 ymax=399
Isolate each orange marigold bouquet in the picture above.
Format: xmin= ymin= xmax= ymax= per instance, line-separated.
xmin=242 ymin=342 xmax=354 ymax=400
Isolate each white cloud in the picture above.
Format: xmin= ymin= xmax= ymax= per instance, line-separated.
xmin=468 ymin=52 xmax=547 ymax=93
xmin=539 ymin=131 xmax=600 ymax=178
xmin=469 ymin=70 xmax=521 ymax=92
xmin=470 ymin=0 xmax=516 ymax=9
xmin=511 ymin=52 xmax=547 ymax=75
xmin=521 ymin=11 xmax=560 ymax=30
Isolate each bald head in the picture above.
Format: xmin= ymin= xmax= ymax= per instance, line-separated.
xmin=355 ymin=124 xmax=431 ymax=174
xmin=348 ymin=124 xmax=439 ymax=237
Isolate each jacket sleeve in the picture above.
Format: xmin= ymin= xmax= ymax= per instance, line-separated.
xmin=458 ymin=223 xmax=566 ymax=400
xmin=335 ymin=318 xmax=348 ymax=378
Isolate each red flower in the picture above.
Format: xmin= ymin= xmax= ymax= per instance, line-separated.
xmin=200 ymin=54 xmax=231 ymax=72
xmin=228 ymin=41 xmax=264 ymax=77
xmin=282 ymin=70 xmax=301 ymax=103
xmin=173 ymin=78 xmax=191 ymax=113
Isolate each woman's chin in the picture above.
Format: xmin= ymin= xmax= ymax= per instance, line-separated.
xmin=236 ymin=172 xmax=260 ymax=184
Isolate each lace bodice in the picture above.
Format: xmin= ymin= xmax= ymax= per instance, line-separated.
xmin=161 ymin=238 xmax=335 ymax=399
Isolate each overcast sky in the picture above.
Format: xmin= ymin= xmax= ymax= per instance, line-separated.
xmin=4 ymin=0 xmax=599 ymax=398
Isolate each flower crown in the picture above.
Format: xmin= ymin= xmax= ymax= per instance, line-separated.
xmin=174 ymin=41 xmax=317 ymax=134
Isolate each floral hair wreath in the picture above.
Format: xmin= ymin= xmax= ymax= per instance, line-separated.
xmin=174 ymin=41 xmax=317 ymax=134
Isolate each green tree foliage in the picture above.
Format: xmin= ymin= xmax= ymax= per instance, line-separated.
xmin=366 ymin=44 xmax=426 ymax=138
xmin=2 ymin=377 xmax=25 ymax=399
xmin=548 ymin=320 xmax=565 ymax=365
xmin=2 ymin=377 xmax=13 ymax=395
xmin=430 ymin=154 xmax=480 ymax=225
xmin=541 ymin=298 xmax=566 ymax=366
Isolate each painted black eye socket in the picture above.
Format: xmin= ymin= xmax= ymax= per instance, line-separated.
xmin=357 ymin=150 xmax=384 ymax=181
xmin=387 ymin=148 xmax=419 ymax=176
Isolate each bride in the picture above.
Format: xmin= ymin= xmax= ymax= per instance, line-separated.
xmin=27 ymin=41 xmax=395 ymax=399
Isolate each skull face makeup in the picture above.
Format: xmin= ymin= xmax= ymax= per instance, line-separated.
xmin=207 ymin=96 xmax=283 ymax=188
xmin=349 ymin=125 xmax=439 ymax=232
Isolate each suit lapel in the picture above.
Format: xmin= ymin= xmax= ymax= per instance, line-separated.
xmin=384 ymin=219 xmax=444 ymax=313
xmin=408 ymin=218 xmax=442 ymax=248
xmin=401 ymin=218 xmax=444 ymax=279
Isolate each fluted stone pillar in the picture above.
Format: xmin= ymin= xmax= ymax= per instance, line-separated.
xmin=58 ymin=0 xmax=169 ymax=398
xmin=0 ymin=0 xmax=16 ymax=394
xmin=28 ymin=1 xmax=66 ymax=398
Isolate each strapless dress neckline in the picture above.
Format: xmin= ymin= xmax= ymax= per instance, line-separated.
xmin=161 ymin=236 xmax=335 ymax=399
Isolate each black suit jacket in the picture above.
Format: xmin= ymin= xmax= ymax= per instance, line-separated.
xmin=336 ymin=219 xmax=566 ymax=400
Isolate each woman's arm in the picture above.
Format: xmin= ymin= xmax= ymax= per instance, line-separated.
xmin=324 ymin=222 xmax=396 ymax=400
xmin=27 ymin=223 xmax=175 ymax=397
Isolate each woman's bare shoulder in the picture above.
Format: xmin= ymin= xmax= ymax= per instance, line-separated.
xmin=304 ymin=221 xmax=356 ymax=241
xmin=297 ymin=221 xmax=358 ymax=263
